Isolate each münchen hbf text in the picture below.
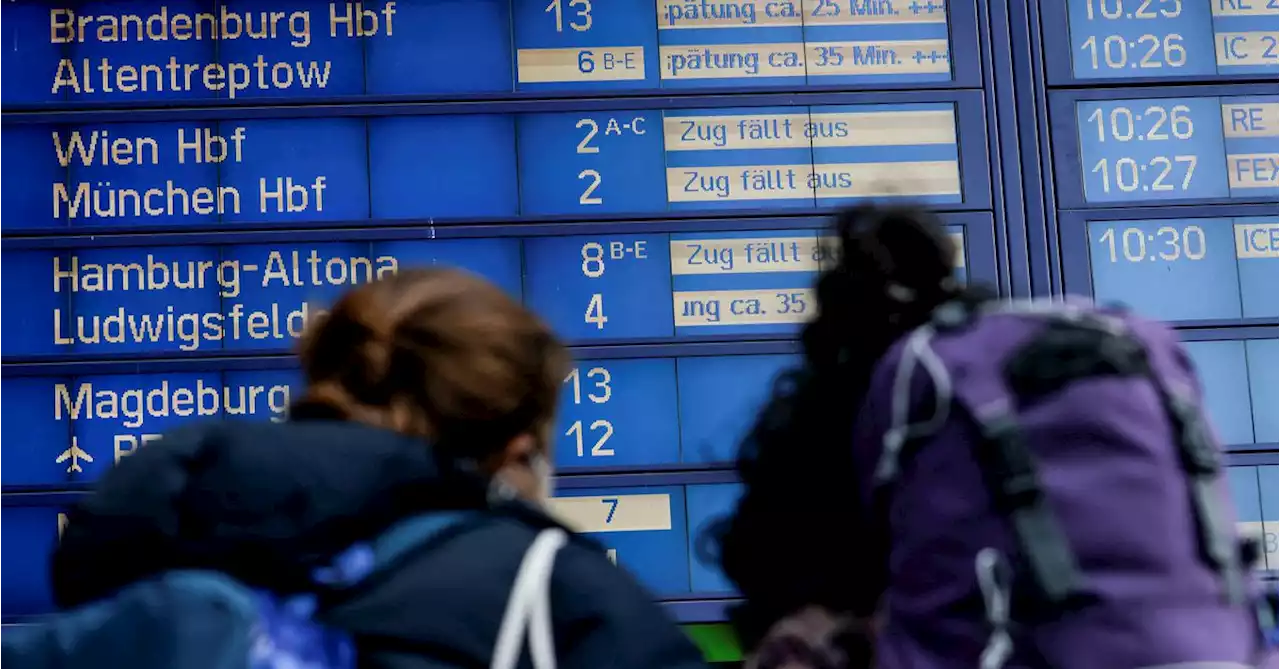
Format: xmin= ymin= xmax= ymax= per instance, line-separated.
xmin=52 ymin=176 xmax=327 ymax=219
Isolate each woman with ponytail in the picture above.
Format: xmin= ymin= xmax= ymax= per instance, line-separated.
xmin=49 ymin=269 xmax=707 ymax=669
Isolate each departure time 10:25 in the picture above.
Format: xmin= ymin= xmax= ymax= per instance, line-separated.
xmin=1081 ymin=0 xmax=1183 ymax=20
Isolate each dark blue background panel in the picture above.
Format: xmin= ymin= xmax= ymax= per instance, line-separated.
xmin=549 ymin=486 xmax=691 ymax=597
xmin=2 ymin=350 xmax=807 ymax=488
xmin=1183 ymin=338 xmax=1278 ymax=447
xmin=2 ymin=218 xmax=995 ymax=359
xmin=533 ymin=482 xmax=746 ymax=599
xmin=1227 ymin=465 xmax=1279 ymax=571
xmin=1 ymin=505 xmax=62 ymax=617
xmin=1049 ymin=87 xmax=1278 ymax=209
xmin=4 ymin=467 xmax=1273 ymax=618
xmin=0 ymin=0 xmax=983 ymax=108
xmin=0 ymin=482 xmax=744 ymax=617
xmin=1058 ymin=206 xmax=1277 ymax=327
xmin=1 ymin=96 xmax=990 ymax=233
xmin=1041 ymin=0 xmax=1279 ymax=85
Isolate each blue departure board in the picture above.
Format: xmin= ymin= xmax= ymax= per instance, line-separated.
xmin=1 ymin=479 xmax=758 ymax=616
xmin=1184 ymin=338 xmax=1278 ymax=446
xmin=1052 ymin=91 xmax=1278 ymax=207
xmin=1059 ymin=207 xmax=1277 ymax=324
xmin=1 ymin=99 xmax=987 ymax=232
xmin=1042 ymin=0 xmax=1279 ymax=83
xmin=1 ymin=0 xmax=981 ymax=106
xmin=1 ymin=227 xmax=976 ymax=358
xmin=1 ymin=351 xmax=820 ymax=487
xmin=1 ymin=504 xmax=64 ymax=615
xmin=1227 ymin=466 xmax=1278 ymax=571
xmin=8 ymin=0 xmax=1272 ymax=631
xmin=1083 ymin=216 xmax=1277 ymax=322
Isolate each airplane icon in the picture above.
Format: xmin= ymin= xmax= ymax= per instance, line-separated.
xmin=55 ymin=438 xmax=94 ymax=473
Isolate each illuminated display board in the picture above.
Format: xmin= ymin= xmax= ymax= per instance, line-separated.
xmin=1061 ymin=212 xmax=1278 ymax=323
xmin=1050 ymin=88 xmax=1279 ymax=208
xmin=1 ymin=223 xmax=986 ymax=358
xmin=2 ymin=480 xmax=752 ymax=615
xmin=1041 ymin=0 xmax=1279 ymax=83
xmin=1184 ymin=337 xmax=1278 ymax=447
xmin=1 ymin=0 xmax=981 ymax=107
xmin=0 ymin=0 xmax=996 ymax=625
xmin=6 ymin=464 xmax=1273 ymax=618
xmin=1230 ymin=466 xmax=1280 ymax=572
xmin=1 ymin=98 xmax=989 ymax=231
xmin=0 ymin=352 xmax=809 ymax=487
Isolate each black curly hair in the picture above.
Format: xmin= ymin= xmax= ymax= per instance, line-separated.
xmin=707 ymin=204 xmax=991 ymax=652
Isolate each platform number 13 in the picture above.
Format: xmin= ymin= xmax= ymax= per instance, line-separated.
xmin=547 ymin=0 xmax=592 ymax=32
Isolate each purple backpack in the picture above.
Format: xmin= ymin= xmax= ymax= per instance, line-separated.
xmin=852 ymin=298 xmax=1278 ymax=669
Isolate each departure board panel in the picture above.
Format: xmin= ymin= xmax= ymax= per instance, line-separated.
xmin=1 ymin=504 xmax=66 ymax=615
xmin=1042 ymin=0 xmax=1279 ymax=83
xmin=1051 ymin=90 xmax=1278 ymax=207
xmin=1 ymin=227 xmax=980 ymax=358
xmin=1 ymin=0 xmax=981 ymax=106
xmin=1 ymin=100 xmax=987 ymax=232
xmin=1 ymin=351 xmax=821 ymax=487
xmin=1064 ymin=212 xmax=1280 ymax=322
xmin=1184 ymin=338 xmax=1278 ymax=447
xmin=1228 ymin=466 xmax=1279 ymax=571
xmin=0 ymin=480 xmax=752 ymax=615
xmin=0 ymin=0 xmax=1006 ymax=630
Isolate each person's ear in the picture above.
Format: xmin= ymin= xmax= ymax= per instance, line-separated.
xmin=503 ymin=433 xmax=538 ymax=466
xmin=479 ymin=433 xmax=537 ymax=475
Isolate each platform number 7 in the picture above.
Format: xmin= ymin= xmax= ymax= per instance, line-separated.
xmin=602 ymin=498 xmax=619 ymax=523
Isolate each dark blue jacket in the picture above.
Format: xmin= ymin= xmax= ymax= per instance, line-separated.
xmin=50 ymin=418 xmax=708 ymax=669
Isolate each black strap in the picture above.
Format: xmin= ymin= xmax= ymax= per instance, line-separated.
xmin=1150 ymin=375 xmax=1244 ymax=605
xmin=965 ymin=405 xmax=1086 ymax=610
xmin=1004 ymin=312 xmax=1243 ymax=606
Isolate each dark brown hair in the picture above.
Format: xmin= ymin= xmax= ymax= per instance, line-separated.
xmin=294 ymin=268 xmax=569 ymax=460
xmin=711 ymin=204 xmax=988 ymax=651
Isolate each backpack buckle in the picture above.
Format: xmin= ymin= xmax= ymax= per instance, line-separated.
xmin=932 ymin=300 xmax=974 ymax=332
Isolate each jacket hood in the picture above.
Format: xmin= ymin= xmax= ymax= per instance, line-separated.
xmin=51 ymin=416 xmax=497 ymax=608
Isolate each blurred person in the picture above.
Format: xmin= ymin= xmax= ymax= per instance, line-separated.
xmin=709 ymin=204 xmax=1277 ymax=669
xmin=20 ymin=268 xmax=707 ymax=669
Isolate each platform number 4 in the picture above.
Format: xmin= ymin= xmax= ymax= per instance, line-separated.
xmin=585 ymin=293 xmax=608 ymax=329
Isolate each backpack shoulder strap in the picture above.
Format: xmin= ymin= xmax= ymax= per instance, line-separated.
xmin=491 ymin=527 xmax=569 ymax=669
xmin=948 ymin=337 xmax=1088 ymax=611
xmin=314 ymin=511 xmax=484 ymax=587
xmin=1141 ymin=352 xmax=1245 ymax=605
xmin=874 ymin=298 xmax=1087 ymax=609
